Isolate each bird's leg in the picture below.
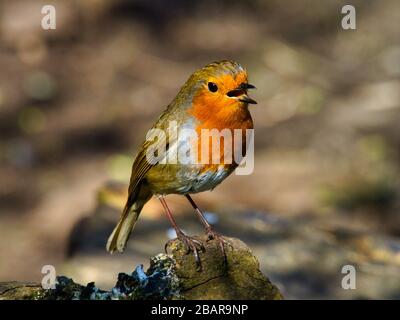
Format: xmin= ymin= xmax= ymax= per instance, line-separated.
xmin=185 ymin=194 xmax=231 ymax=263
xmin=158 ymin=195 xmax=204 ymax=269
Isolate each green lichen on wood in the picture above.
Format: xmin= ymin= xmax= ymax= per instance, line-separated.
xmin=168 ymin=236 xmax=283 ymax=300
xmin=0 ymin=282 xmax=45 ymax=300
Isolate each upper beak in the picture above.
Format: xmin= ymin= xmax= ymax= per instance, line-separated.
xmin=227 ymin=83 xmax=257 ymax=104
xmin=243 ymin=83 xmax=256 ymax=90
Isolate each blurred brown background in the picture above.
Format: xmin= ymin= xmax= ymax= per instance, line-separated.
xmin=0 ymin=0 xmax=399 ymax=299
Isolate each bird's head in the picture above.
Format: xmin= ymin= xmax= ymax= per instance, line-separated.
xmin=175 ymin=61 xmax=256 ymax=116
xmin=192 ymin=60 xmax=256 ymax=103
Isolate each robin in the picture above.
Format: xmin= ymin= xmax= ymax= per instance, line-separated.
xmin=107 ymin=60 xmax=256 ymax=267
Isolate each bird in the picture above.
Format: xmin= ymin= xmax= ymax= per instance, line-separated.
xmin=106 ymin=60 xmax=256 ymax=267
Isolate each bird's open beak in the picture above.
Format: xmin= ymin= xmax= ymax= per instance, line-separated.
xmin=227 ymin=83 xmax=257 ymax=104
xmin=239 ymin=95 xmax=257 ymax=104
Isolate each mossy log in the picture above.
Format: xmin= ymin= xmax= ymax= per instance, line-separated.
xmin=0 ymin=236 xmax=282 ymax=300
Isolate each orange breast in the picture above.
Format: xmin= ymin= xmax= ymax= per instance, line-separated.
xmin=188 ymin=94 xmax=254 ymax=171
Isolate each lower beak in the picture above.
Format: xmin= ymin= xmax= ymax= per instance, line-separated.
xmin=239 ymin=95 xmax=257 ymax=104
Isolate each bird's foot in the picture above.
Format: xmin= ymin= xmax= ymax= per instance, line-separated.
xmin=205 ymin=228 xmax=232 ymax=264
xmin=165 ymin=231 xmax=205 ymax=270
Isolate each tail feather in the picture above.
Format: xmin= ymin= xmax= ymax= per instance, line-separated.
xmin=106 ymin=205 xmax=139 ymax=253
xmin=106 ymin=184 xmax=152 ymax=253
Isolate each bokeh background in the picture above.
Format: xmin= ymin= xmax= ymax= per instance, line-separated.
xmin=0 ymin=0 xmax=399 ymax=299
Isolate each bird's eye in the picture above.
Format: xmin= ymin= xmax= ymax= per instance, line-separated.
xmin=208 ymin=82 xmax=218 ymax=92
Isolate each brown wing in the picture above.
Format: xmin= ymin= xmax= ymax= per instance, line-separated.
xmin=127 ymin=138 xmax=163 ymax=198
xmin=125 ymin=105 xmax=177 ymax=203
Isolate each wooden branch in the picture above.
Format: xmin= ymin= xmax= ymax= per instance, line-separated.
xmin=0 ymin=236 xmax=283 ymax=300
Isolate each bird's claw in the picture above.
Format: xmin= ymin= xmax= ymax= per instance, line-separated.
xmin=164 ymin=230 xmax=230 ymax=271
xmin=205 ymin=229 xmax=231 ymax=264
xmin=165 ymin=232 xmax=205 ymax=271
